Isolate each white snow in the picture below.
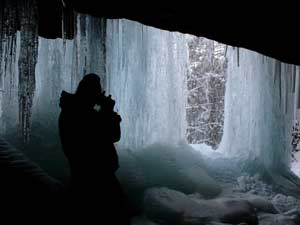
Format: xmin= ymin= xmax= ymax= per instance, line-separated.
xmin=117 ymin=142 xmax=221 ymax=197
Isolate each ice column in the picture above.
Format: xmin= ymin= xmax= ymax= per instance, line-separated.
xmin=106 ymin=19 xmax=188 ymax=150
xmin=33 ymin=14 xmax=106 ymax=126
xmin=220 ymin=47 xmax=295 ymax=175
xmin=0 ymin=0 xmax=38 ymax=141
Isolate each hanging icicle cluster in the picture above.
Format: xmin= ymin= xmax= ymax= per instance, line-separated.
xmin=70 ymin=14 xmax=106 ymax=91
xmin=18 ymin=0 xmax=39 ymax=142
xmin=0 ymin=0 xmax=107 ymax=142
xmin=62 ymin=1 xmax=75 ymax=40
xmin=0 ymin=0 xmax=39 ymax=141
xmin=0 ymin=0 xmax=20 ymax=135
xmin=0 ymin=1 xmax=18 ymax=90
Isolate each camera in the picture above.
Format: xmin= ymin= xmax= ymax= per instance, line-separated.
xmin=96 ymin=92 xmax=116 ymax=112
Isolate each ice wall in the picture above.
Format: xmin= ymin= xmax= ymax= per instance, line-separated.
xmin=0 ymin=14 xmax=189 ymax=181
xmin=0 ymin=14 xmax=106 ymax=181
xmin=33 ymin=14 xmax=106 ymax=124
xmin=30 ymin=14 xmax=106 ymax=180
xmin=0 ymin=32 xmax=19 ymax=135
xmin=106 ymin=19 xmax=188 ymax=150
xmin=0 ymin=0 xmax=38 ymax=140
xmin=220 ymin=47 xmax=300 ymax=193
xmin=18 ymin=0 xmax=39 ymax=142
xmin=35 ymin=18 xmax=189 ymax=153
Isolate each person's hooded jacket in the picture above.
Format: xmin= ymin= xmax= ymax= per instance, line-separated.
xmin=58 ymin=90 xmax=121 ymax=184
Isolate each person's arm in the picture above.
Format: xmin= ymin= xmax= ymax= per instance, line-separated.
xmin=107 ymin=111 xmax=122 ymax=143
xmin=99 ymin=93 xmax=122 ymax=142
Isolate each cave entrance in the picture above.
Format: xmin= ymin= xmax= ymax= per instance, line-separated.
xmin=106 ymin=20 xmax=229 ymax=152
xmin=185 ymin=36 xmax=227 ymax=151
xmin=0 ymin=15 xmax=298 ymax=184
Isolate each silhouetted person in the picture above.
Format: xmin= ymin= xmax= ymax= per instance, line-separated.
xmin=58 ymin=73 xmax=130 ymax=224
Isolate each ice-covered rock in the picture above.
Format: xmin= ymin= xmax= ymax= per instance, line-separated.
xmin=212 ymin=198 xmax=258 ymax=225
xmin=218 ymin=190 xmax=278 ymax=215
xmin=179 ymin=165 xmax=222 ymax=197
xmin=131 ymin=216 xmax=161 ymax=225
xmin=143 ymin=187 xmax=258 ymax=225
xmin=284 ymin=209 xmax=300 ymax=224
xmin=143 ymin=187 xmax=216 ymax=224
xmin=236 ymin=175 xmax=274 ymax=197
xmin=271 ymin=194 xmax=300 ymax=213
xmin=258 ymin=213 xmax=299 ymax=225
xmin=245 ymin=195 xmax=278 ymax=214
xmin=207 ymin=222 xmax=234 ymax=225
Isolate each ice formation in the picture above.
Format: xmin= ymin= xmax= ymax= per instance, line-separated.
xmin=34 ymin=14 xmax=106 ymax=125
xmin=18 ymin=0 xmax=39 ymax=142
xmin=0 ymin=0 xmax=39 ymax=141
xmin=220 ymin=48 xmax=294 ymax=167
xmin=219 ymin=47 xmax=300 ymax=195
xmin=106 ymin=19 xmax=188 ymax=150
xmin=0 ymin=13 xmax=106 ymax=180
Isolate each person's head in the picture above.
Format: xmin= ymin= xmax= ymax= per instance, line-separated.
xmin=75 ymin=73 xmax=102 ymax=103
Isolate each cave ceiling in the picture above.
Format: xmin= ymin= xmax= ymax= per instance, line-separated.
xmin=36 ymin=0 xmax=300 ymax=66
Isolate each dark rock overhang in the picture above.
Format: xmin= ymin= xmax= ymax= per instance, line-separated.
xmin=36 ymin=1 xmax=300 ymax=66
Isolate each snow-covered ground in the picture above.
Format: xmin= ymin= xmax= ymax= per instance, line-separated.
xmin=117 ymin=143 xmax=300 ymax=225
xmin=190 ymin=144 xmax=223 ymax=158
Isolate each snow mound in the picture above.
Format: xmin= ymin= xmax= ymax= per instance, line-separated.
xmin=117 ymin=142 xmax=221 ymax=197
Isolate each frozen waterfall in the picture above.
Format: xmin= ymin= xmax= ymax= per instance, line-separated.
xmin=219 ymin=47 xmax=300 ymax=194
xmin=33 ymin=14 xmax=106 ymax=127
xmin=106 ymin=19 xmax=188 ymax=150
xmin=0 ymin=0 xmax=38 ymax=141
xmin=0 ymin=17 xmax=190 ymax=181
xmin=221 ymin=48 xmax=294 ymax=169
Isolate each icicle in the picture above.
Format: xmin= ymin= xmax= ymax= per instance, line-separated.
xmin=224 ymin=45 xmax=228 ymax=57
xmin=296 ymin=67 xmax=300 ymax=109
xmin=18 ymin=0 xmax=39 ymax=142
xmin=101 ymin=19 xmax=107 ymax=88
xmin=279 ymin=63 xmax=282 ymax=107
xmin=0 ymin=0 xmax=20 ymax=134
xmin=0 ymin=0 xmax=18 ymax=92
xmin=237 ymin=47 xmax=240 ymax=67
xmin=285 ymin=65 xmax=288 ymax=114
xmin=286 ymin=64 xmax=291 ymax=94
xmin=61 ymin=0 xmax=75 ymax=40
xmin=273 ymin=60 xmax=282 ymax=107
xmin=0 ymin=4 xmax=4 ymax=91
xmin=293 ymin=65 xmax=296 ymax=93
xmin=7 ymin=35 xmax=17 ymax=98
xmin=274 ymin=60 xmax=281 ymax=83
xmin=70 ymin=13 xmax=77 ymax=91
xmin=287 ymin=64 xmax=292 ymax=93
